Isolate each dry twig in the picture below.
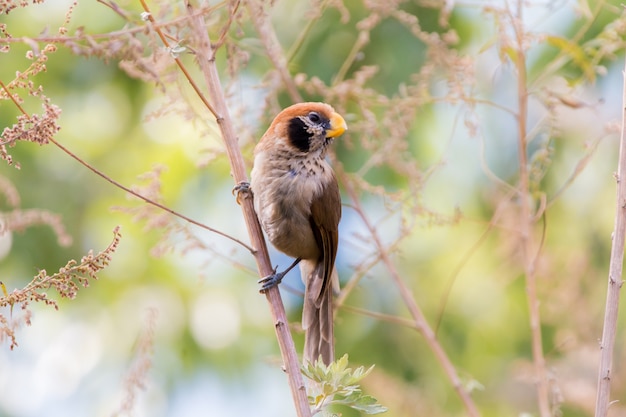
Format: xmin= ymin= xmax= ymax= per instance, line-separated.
xmin=594 ymin=54 xmax=626 ymax=417
xmin=339 ymin=169 xmax=481 ymax=417
xmin=508 ymin=3 xmax=551 ymax=414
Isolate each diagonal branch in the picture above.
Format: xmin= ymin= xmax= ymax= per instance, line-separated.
xmin=247 ymin=0 xmax=303 ymax=103
xmin=338 ymin=169 xmax=480 ymax=417
xmin=509 ymin=2 xmax=550 ymax=414
xmin=0 ymin=79 xmax=252 ymax=252
xmin=138 ymin=0 xmax=218 ymax=118
xmin=49 ymin=137 xmax=253 ymax=252
xmin=181 ymin=3 xmax=311 ymax=416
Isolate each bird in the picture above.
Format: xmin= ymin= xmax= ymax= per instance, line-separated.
xmin=250 ymin=102 xmax=347 ymax=366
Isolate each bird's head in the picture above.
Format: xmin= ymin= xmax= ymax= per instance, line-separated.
xmin=262 ymin=102 xmax=347 ymax=155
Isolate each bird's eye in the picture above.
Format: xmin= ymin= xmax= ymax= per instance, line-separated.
xmin=308 ymin=112 xmax=321 ymax=124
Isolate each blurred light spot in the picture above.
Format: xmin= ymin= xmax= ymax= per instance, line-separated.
xmin=240 ymin=288 xmax=271 ymax=328
xmin=35 ymin=322 xmax=103 ymax=398
xmin=190 ymin=290 xmax=241 ymax=350
xmin=0 ymin=364 xmax=44 ymax=415
xmin=64 ymin=90 xmax=130 ymax=145
xmin=0 ymin=317 xmax=102 ymax=415
xmin=142 ymin=98 xmax=200 ymax=145
xmin=112 ymin=285 xmax=187 ymax=355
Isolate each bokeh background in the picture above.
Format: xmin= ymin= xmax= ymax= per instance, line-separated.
xmin=1 ymin=0 xmax=626 ymax=416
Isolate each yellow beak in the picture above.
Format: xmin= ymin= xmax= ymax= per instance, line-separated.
xmin=326 ymin=112 xmax=347 ymax=138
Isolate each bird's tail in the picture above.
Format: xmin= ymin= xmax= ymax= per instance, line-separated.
xmin=301 ymin=259 xmax=336 ymax=366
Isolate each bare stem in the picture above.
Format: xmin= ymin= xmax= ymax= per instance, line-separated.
xmin=247 ymin=0 xmax=303 ymax=103
xmin=338 ymin=169 xmax=481 ymax=417
xmin=285 ymin=0 xmax=326 ymax=63
xmin=0 ymin=80 xmax=28 ymax=115
xmin=182 ymin=3 xmax=311 ymax=416
xmin=49 ymin=137 xmax=253 ymax=251
xmin=139 ymin=0 xmax=218 ymax=118
xmin=510 ymin=3 xmax=550 ymax=415
xmin=332 ymin=31 xmax=368 ymax=86
xmin=594 ymin=54 xmax=626 ymax=417
xmin=2 ymin=77 xmax=251 ymax=252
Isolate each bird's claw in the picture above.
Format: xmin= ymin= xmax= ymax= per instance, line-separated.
xmin=232 ymin=181 xmax=252 ymax=205
xmin=258 ymin=266 xmax=285 ymax=293
xmin=257 ymin=257 xmax=301 ymax=293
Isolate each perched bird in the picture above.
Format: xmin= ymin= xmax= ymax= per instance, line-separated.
xmin=250 ymin=102 xmax=347 ymax=365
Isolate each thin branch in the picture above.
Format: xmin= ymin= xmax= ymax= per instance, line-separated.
xmin=548 ymin=133 xmax=605 ymax=207
xmin=0 ymin=5 xmax=218 ymax=44
xmin=96 ymin=0 xmax=133 ymax=22
xmin=594 ymin=54 xmax=626 ymax=417
xmin=182 ymin=3 xmax=311 ymax=416
xmin=247 ymin=0 xmax=303 ymax=103
xmin=0 ymin=80 xmax=28 ymax=115
xmin=210 ymin=0 xmax=241 ymax=57
xmin=285 ymin=0 xmax=329 ymax=63
xmin=139 ymin=0 xmax=218 ymax=119
xmin=335 ymin=233 xmax=404 ymax=314
xmin=341 ymin=304 xmax=417 ymax=328
xmin=338 ymin=169 xmax=481 ymax=417
xmin=1 ymin=78 xmax=253 ymax=253
xmin=335 ymin=248 xmax=382 ymax=310
xmin=530 ymin=0 xmax=606 ymax=89
xmin=433 ymin=187 xmax=516 ymax=334
xmin=332 ymin=31 xmax=369 ymax=87
xmin=48 ymin=137 xmax=253 ymax=252
xmin=510 ymin=2 xmax=550 ymax=415
xmin=507 ymin=0 xmax=552 ymax=417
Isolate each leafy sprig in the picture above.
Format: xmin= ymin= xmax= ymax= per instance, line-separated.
xmin=302 ymin=354 xmax=387 ymax=416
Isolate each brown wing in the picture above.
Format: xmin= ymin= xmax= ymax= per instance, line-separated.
xmin=303 ymin=173 xmax=341 ymax=364
xmin=308 ymin=174 xmax=341 ymax=304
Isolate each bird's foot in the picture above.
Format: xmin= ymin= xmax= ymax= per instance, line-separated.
xmin=258 ymin=267 xmax=286 ymax=293
xmin=232 ymin=181 xmax=252 ymax=205
xmin=258 ymin=257 xmax=302 ymax=293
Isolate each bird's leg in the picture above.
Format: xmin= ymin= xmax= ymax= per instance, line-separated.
xmin=232 ymin=181 xmax=252 ymax=205
xmin=259 ymin=257 xmax=302 ymax=292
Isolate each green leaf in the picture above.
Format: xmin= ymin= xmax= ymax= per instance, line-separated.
xmin=302 ymin=354 xmax=387 ymax=415
xmin=500 ymin=45 xmax=518 ymax=65
xmin=546 ymin=35 xmax=596 ymax=82
xmin=351 ymin=395 xmax=389 ymax=414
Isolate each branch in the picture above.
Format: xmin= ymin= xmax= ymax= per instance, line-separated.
xmin=338 ymin=169 xmax=481 ymax=417
xmin=594 ymin=54 xmax=626 ymax=417
xmin=180 ymin=3 xmax=311 ymax=416
xmin=247 ymin=0 xmax=303 ymax=103
xmin=48 ymin=137 xmax=253 ymax=252
xmin=138 ymin=0 xmax=218 ymax=118
xmin=510 ymin=2 xmax=550 ymax=415
xmin=341 ymin=304 xmax=417 ymax=328
xmin=0 ymin=79 xmax=252 ymax=252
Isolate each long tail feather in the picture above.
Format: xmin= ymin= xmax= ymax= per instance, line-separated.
xmin=301 ymin=260 xmax=335 ymax=365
